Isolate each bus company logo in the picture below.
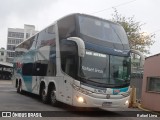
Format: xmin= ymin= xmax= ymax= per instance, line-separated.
xmin=106 ymin=94 xmax=110 ymax=99
xmin=2 ymin=112 xmax=42 ymax=118
xmin=2 ymin=112 xmax=11 ymax=117
xmin=94 ymin=89 xmax=107 ymax=94
xmin=113 ymin=89 xmax=120 ymax=94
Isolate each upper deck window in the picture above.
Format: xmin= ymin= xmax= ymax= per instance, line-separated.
xmin=78 ymin=16 xmax=128 ymax=44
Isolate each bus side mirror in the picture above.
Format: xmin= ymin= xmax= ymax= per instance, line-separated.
xmin=67 ymin=37 xmax=85 ymax=57
xmin=130 ymin=49 xmax=145 ymax=68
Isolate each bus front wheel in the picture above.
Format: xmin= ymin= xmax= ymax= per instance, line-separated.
xmin=41 ymin=86 xmax=48 ymax=104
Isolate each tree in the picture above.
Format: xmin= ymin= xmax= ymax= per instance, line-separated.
xmin=111 ymin=9 xmax=155 ymax=54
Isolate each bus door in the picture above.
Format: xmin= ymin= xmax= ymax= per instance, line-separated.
xmin=59 ymin=56 xmax=75 ymax=105
xmin=59 ymin=40 xmax=78 ymax=105
xmin=63 ymin=56 xmax=75 ymax=105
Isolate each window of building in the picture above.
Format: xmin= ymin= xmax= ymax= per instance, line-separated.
xmin=1 ymin=52 xmax=4 ymax=56
xmin=26 ymin=33 xmax=30 ymax=38
xmin=147 ymin=77 xmax=160 ymax=93
xmin=8 ymin=32 xmax=24 ymax=38
xmin=7 ymin=38 xmax=23 ymax=45
xmin=7 ymin=45 xmax=16 ymax=51
xmin=6 ymin=58 xmax=14 ymax=63
xmin=7 ymin=51 xmax=15 ymax=57
xmin=8 ymin=38 xmax=12 ymax=44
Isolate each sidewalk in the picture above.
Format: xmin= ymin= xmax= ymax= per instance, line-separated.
xmin=102 ymin=106 xmax=141 ymax=111
xmin=0 ymin=79 xmax=12 ymax=85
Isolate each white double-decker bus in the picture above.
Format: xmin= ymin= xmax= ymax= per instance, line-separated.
xmin=13 ymin=13 xmax=141 ymax=108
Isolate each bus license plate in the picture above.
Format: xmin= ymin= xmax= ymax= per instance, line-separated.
xmin=102 ymin=102 xmax=112 ymax=107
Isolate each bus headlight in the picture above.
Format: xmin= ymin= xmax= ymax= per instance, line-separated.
xmin=125 ymin=100 xmax=129 ymax=105
xmin=77 ymin=96 xmax=86 ymax=103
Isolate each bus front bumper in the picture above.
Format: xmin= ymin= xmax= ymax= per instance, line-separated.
xmin=72 ymin=91 xmax=130 ymax=108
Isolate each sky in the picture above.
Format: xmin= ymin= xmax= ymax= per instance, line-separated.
xmin=0 ymin=0 xmax=160 ymax=56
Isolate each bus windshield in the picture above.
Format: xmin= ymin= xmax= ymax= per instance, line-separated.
xmin=79 ymin=50 xmax=131 ymax=87
xmin=79 ymin=15 xmax=128 ymax=44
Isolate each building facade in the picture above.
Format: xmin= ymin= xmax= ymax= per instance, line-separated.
xmin=141 ymin=53 xmax=160 ymax=111
xmin=0 ymin=48 xmax=7 ymax=62
xmin=6 ymin=24 xmax=38 ymax=63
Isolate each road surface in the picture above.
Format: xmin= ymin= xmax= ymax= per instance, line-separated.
xmin=0 ymin=80 xmax=159 ymax=120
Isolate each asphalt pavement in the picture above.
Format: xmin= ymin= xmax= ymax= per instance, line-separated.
xmin=0 ymin=80 xmax=159 ymax=120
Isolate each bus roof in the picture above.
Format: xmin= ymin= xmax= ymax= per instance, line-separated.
xmin=16 ymin=13 xmax=121 ymax=48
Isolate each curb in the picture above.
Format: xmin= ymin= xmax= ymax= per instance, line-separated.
xmin=138 ymin=103 xmax=160 ymax=116
xmin=137 ymin=104 xmax=150 ymax=112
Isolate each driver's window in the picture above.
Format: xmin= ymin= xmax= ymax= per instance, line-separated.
xmin=60 ymin=39 xmax=78 ymax=79
xmin=62 ymin=55 xmax=76 ymax=78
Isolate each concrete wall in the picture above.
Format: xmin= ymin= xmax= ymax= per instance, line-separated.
xmin=142 ymin=54 xmax=160 ymax=111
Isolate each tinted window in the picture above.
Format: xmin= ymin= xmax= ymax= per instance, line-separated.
xmin=47 ymin=45 xmax=56 ymax=76
xmin=58 ymin=15 xmax=76 ymax=39
xmin=22 ymin=63 xmax=48 ymax=76
xmin=33 ymin=63 xmax=48 ymax=76
xmin=147 ymin=77 xmax=160 ymax=93
xmin=60 ymin=40 xmax=78 ymax=78
xmin=36 ymin=25 xmax=57 ymax=76
xmin=79 ymin=50 xmax=109 ymax=83
xmin=17 ymin=35 xmax=37 ymax=51
xmin=36 ymin=25 xmax=56 ymax=49
xmin=110 ymin=55 xmax=130 ymax=82
xmin=79 ymin=50 xmax=131 ymax=87
xmin=79 ymin=16 xmax=128 ymax=44
xmin=22 ymin=63 xmax=33 ymax=76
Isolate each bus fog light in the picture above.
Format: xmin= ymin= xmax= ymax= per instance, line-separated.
xmin=125 ymin=100 xmax=129 ymax=105
xmin=77 ymin=96 xmax=85 ymax=103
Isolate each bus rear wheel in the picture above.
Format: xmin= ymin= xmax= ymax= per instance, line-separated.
xmin=50 ymin=88 xmax=58 ymax=106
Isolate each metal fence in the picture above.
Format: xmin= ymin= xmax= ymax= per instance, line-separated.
xmin=130 ymin=67 xmax=143 ymax=102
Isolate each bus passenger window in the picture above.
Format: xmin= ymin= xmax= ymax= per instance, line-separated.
xmin=22 ymin=63 xmax=33 ymax=76
xmin=34 ymin=63 xmax=47 ymax=76
xmin=47 ymin=62 xmax=56 ymax=76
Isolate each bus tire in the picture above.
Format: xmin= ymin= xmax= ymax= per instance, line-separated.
xmin=17 ymin=81 xmax=22 ymax=94
xmin=15 ymin=79 xmax=18 ymax=88
xmin=41 ymin=86 xmax=48 ymax=104
xmin=50 ymin=88 xmax=58 ymax=106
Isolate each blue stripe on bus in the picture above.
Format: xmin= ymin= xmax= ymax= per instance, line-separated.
xmin=22 ymin=76 xmax=32 ymax=92
xmin=112 ymin=87 xmax=129 ymax=95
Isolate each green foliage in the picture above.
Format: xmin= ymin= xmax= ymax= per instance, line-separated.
xmin=111 ymin=8 xmax=155 ymax=54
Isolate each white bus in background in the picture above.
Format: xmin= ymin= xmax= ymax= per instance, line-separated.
xmin=13 ymin=13 xmax=143 ymax=108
